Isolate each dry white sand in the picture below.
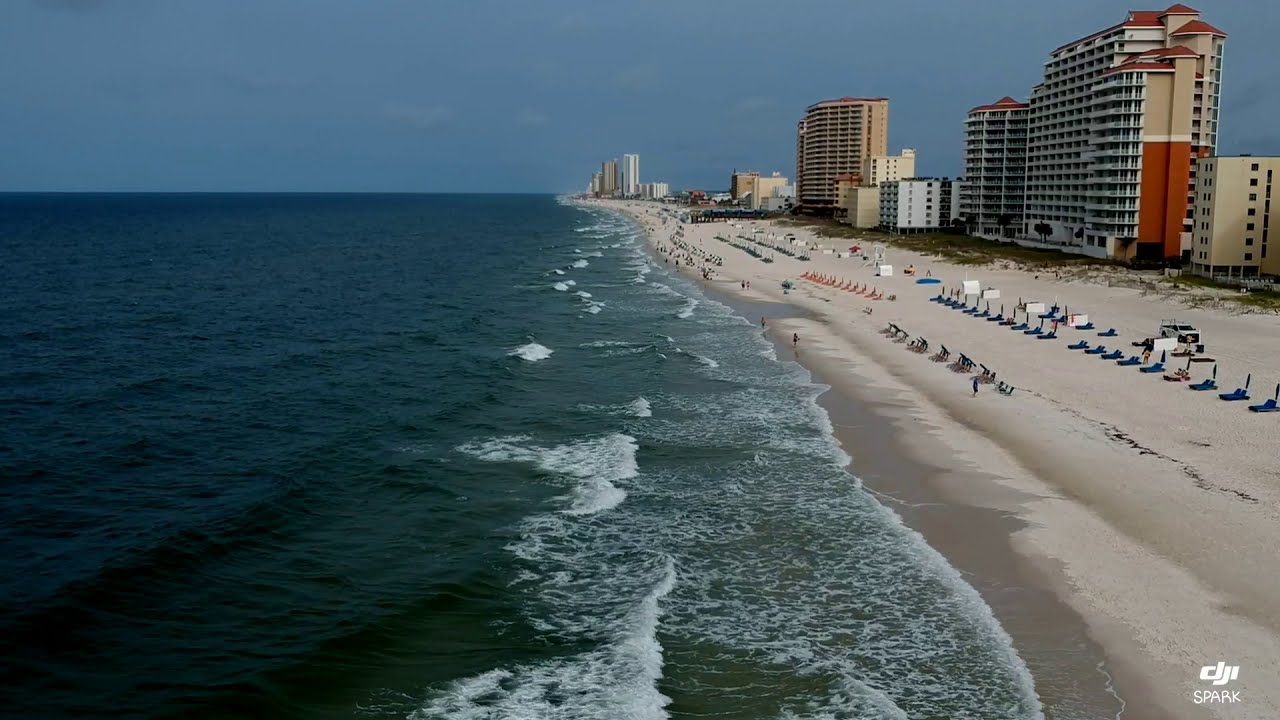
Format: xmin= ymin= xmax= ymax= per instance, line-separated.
xmin=604 ymin=199 xmax=1280 ymax=720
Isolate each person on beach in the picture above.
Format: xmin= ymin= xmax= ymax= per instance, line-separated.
xmin=761 ymin=317 xmax=766 ymax=328
xmin=792 ymin=332 xmax=799 ymax=348
xmin=1142 ymin=348 xmax=1152 ymax=365
xmin=972 ymin=376 xmax=980 ymax=397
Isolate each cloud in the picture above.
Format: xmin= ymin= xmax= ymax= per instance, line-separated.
xmin=383 ymin=103 xmax=455 ymax=129
xmin=515 ymin=108 xmax=548 ymax=127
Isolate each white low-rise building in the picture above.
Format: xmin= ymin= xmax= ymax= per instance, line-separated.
xmin=879 ymin=178 xmax=964 ymax=233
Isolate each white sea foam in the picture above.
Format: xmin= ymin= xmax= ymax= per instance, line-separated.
xmin=508 ymin=342 xmax=553 ymax=362
xmin=566 ymin=280 xmax=577 ymax=286
xmin=576 ymin=291 xmax=592 ymax=298
xmin=571 ymin=259 xmax=589 ymax=269
xmin=691 ymin=353 xmax=719 ymax=369
xmin=551 ymin=268 xmax=565 ymax=275
xmin=628 ymin=397 xmax=652 ymax=418
xmin=552 ymin=282 xmax=569 ymax=292
xmin=583 ymin=251 xmax=603 ymax=258
xmin=458 ymin=433 xmax=637 ymax=515
xmin=676 ymin=297 xmax=698 ymax=319
xmin=583 ymin=304 xmax=602 ymax=315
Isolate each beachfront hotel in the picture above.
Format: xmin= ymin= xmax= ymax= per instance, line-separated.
xmin=962 ymin=98 xmax=1029 ymax=239
xmin=879 ymin=178 xmax=964 ymax=233
xmin=1189 ymin=156 xmax=1280 ymax=279
xmin=795 ymin=97 xmax=889 ymax=213
xmin=600 ymin=159 xmax=619 ymax=196
xmin=1021 ymin=5 xmax=1226 ymax=261
xmin=622 ymin=154 xmax=641 ymax=197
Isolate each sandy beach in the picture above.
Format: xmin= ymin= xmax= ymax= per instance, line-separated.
xmin=603 ymin=198 xmax=1280 ymax=720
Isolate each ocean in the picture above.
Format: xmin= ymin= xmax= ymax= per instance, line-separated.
xmin=0 ymin=193 xmax=1043 ymax=719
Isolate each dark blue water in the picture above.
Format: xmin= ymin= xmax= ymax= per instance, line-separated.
xmin=1 ymin=194 xmax=1050 ymax=719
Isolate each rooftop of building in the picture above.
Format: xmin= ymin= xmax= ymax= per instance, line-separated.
xmin=1170 ymin=19 xmax=1227 ymax=36
xmin=1052 ymin=5 xmax=1215 ymax=54
xmin=969 ymin=96 xmax=1030 ymax=113
xmin=806 ymin=96 xmax=889 ymax=110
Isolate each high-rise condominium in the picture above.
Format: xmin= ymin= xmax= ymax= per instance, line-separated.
xmin=795 ymin=97 xmax=889 ymax=212
xmin=963 ymin=97 xmax=1030 ymax=239
xmin=622 ymin=154 xmax=640 ymax=197
xmin=1023 ymin=5 xmax=1226 ymax=260
xmin=601 ymin=159 xmax=619 ymax=196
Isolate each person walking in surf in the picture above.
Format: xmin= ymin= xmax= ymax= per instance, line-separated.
xmin=792 ymin=332 xmax=799 ymax=348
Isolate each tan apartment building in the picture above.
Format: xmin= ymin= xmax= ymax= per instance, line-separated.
xmin=1189 ymin=156 xmax=1279 ymax=279
xmin=745 ymin=173 xmax=790 ymax=210
xmin=1024 ymin=5 xmax=1226 ymax=261
xmin=836 ymin=184 xmax=881 ymax=228
xmin=962 ymin=97 xmax=1029 ymax=238
xmin=795 ymin=97 xmax=889 ymax=212
xmin=600 ymin=159 xmax=619 ymax=196
xmin=730 ymin=171 xmax=759 ymax=201
xmin=863 ymin=149 xmax=915 ymax=187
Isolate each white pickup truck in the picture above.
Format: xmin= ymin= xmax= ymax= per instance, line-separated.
xmin=1158 ymin=320 xmax=1201 ymax=345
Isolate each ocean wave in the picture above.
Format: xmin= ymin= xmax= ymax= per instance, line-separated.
xmin=457 ymin=433 xmax=637 ymax=516
xmin=552 ymin=282 xmax=569 ymax=292
xmin=411 ymin=558 xmax=675 ymax=720
xmin=566 ymin=280 xmax=577 ymax=286
xmin=576 ymin=291 xmax=592 ymax=298
xmin=676 ymin=297 xmax=698 ymax=319
xmin=508 ymin=342 xmax=553 ymax=362
xmin=551 ymin=269 xmax=565 ymax=275
xmin=571 ymin=259 xmax=589 ymax=269
xmin=628 ymin=397 xmax=652 ymax=418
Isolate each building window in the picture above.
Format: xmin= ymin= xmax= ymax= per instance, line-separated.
xmin=1252 ymin=163 xmax=1260 ymax=171
xmin=1249 ymin=208 xmax=1257 ymax=216
xmin=1250 ymin=193 xmax=1258 ymax=201
xmin=1251 ymin=178 xmax=1259 ymax=186
xmin=1246 ymin=238 xmax=1254 ymax=246
xmin=1248 ymin=223 xmax=1256 ymax=231
xmin=1245 ymin=253 xmax=1254 ymax=261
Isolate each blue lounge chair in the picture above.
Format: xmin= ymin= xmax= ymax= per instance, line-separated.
xmin=1038 ymin=312 xmax=1056 ymax=319
xmin=1116 ymin=356 xmax=1141 ymax=366
xmin=1219 ymin=388 xmax=1250 ymax=401
xmin=987 ymin=314 xmax=1004 ymax=322
xmin=1024 ymin=327 xmax=1044 ymax=335
xmin=1075 ymin=322 xmax=1096 ymax=330
xmin=1011 ymin=323 xmax=1029 ymax=331
xmin=1249 ymin=399 xmax=1279 ymax=412
xmin=1101 ymin=350 xmax=1123 ymax=360
xmin=1097 ymin=328 xmax=1118 ymax=337
xmin=1140 ymin=362 xmax=1165 ymax=373
xmin=1189 ymin=379 xmax=1217 ymax=391
xmin=964 ymin=307 xmax=980 ymax=315
xmin=1068 ymin=340 xmax=1089 ymax=350
xmin=1085 ymin=345 xmax=1107 ymax=355
xmin=976 ymin=310 xmax=990 ymax=318
xmin=1036 ymin=331 xmax=1058 ymax=340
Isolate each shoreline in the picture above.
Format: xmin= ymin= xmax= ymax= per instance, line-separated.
xmin=600 ymin=198 xmax=1280 ymax=720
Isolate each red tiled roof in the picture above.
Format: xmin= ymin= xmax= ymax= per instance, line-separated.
xmin=969 ymin=96 xmax=1029 ymax=113
xmin=1121 ymin=45 xmax=1201 ymax=64
xmin=1100 ymin=62 xmax=1178 ymax=76
xmin=1160 ymin=3 xmax=1199 ymax=15
xmin=1125 ymin=11 xmax=1164 ymax=27
xmin=1170 ymin=19 xmax=1227 ymax=36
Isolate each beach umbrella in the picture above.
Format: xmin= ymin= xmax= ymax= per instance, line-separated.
xmin=1160 ymin=350 xmax=1167 ymax=364
xmin=1274 ymin=384 xmax=1279 ymax=402
xmin=1001 ymin=303 xmax=1005 ymax=315
xmin=1245 ymin=373 xmax=1252 ymax=390
xmin=1212 ymin=364 xmax=1218 ymax=379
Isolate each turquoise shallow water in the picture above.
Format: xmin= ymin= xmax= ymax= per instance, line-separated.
xmin=2 ymin=193 xmax=1046 ymax=719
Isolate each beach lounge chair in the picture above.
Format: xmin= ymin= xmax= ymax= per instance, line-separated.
xmin=1024 ymin=326 xmax=1043 ymax=335
xmin=1249 ymin=399 xmax=1279 ymax=412
xmin=976 ymin=310 xmax=990 ymax=318
xmin=1075 ymin=322 xmax=1096 ymax=330
xmin=997 ymin=382 xmax=1015 ymax=395
xmin=1219 ymin=388 xmax=1250 ymax=401
xmin=963 ymin=306 xmax=980 ymax=315
xmin=1085 ymin=345 xmax=1107 ymax=355
xmin=1189 ymin=378 xmax=1217 ymax=391
xmin=1068 ymin=340 xmax=1089 ymax=350
xmin=1116 ymin=356 xmax=1141 ymax=366
xmin=987 ymin=314 xmax=1004 ymax=322
xmin=1097 ymin=328 xmax=1118 ymax=337
xmin=1101 ymin=350 xmax=1123 ymax=360
xmin=1036 ymin=331 xmax=1058 ymax=340
xmin=1139 ymin=362 xmax=1166 ymax=373
xmin=1011 ymin=323 xmax=1029 ymax=331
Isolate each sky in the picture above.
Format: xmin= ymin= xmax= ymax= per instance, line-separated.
xmin=1 ymin=0 xmax=1276 ymax=193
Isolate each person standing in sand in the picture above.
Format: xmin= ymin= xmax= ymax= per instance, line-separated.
xmin=972 ymin=376 xmax=980 ymax=397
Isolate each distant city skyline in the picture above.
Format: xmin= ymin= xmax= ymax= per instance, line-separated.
xmin=2 ymin=0 xmax=1277 ymax=192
